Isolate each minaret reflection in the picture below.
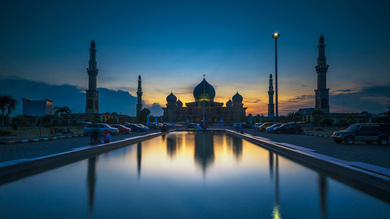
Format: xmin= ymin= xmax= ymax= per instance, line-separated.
xmin=166 ymin=134 xmax=178 ymax=158
xmin=87 ymin=156 xmax=97 ymax=215
xmin=271 ymin=153 xmax=282 ymax=219
xmin=194 ymin=132 xmax=214 ymax=176
xmin=232 ymin=136 xmax=243 ymax=161
xmin=137 ymin=142 xmax=142 ymax=179
xmin=318 ymin=173 xmax=328 ymax=219
xmin=269 ymin=151 xmax=274 ymax=180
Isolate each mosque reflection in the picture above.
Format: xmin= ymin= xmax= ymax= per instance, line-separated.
xmin=84 ymin=133 xmax=329 ymax=217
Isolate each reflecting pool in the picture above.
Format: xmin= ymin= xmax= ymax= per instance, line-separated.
xmin=1 ymin=132 xmax=390 ymax=218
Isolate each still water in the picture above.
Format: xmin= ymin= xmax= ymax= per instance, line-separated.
xmin=1 ymin=132 xmax=390 ymax=218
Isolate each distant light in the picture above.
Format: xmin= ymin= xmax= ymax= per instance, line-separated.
xmin=272 ymin=33 xmax=280 ymax=39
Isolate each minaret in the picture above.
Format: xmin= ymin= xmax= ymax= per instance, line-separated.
xmin=136 ymin=75 xmax=143 ymax=116
xmin=86 ymin=40 xmax=99 ymax=114
xmin=268 ymin=74 xmax=275 ymax=120
xmin=315 ymin=35 xmax=330 ymax=113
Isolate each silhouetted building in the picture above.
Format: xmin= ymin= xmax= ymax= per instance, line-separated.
xmin=137 ymin=75 xmax=143 ymax=116
xmin=22 ymin=98 xmax=53 ymax=117
xmin=163 ymin=76 xmax=247 ymax=123
xmin=315 ymin=35 xmax=330 ymax=113
xmin=86 ymin=40 xmax=99 ymax=114
xmin=268 ymin=74 xmax=275 ymax=120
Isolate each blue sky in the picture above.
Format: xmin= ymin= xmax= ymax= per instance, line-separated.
xmin=1 ymin=0 xmax=389 ymax=116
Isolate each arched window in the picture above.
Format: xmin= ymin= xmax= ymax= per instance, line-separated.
xmin=321 ymin=98 xmax=328 ymax=108
xmin=315 ymin=99 xmax=319 ymax=108
xmin=87 ymin=99 xmax=92 ymax=109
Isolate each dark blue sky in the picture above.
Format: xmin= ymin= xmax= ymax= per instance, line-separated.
xmin=1 ymin=0 xmax=389 ymax=115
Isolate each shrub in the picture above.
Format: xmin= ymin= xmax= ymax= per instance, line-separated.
xmin=12 ymin=123 xmax=17 ymax=130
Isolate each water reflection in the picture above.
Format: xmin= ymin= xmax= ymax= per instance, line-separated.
xmin=87 ymin=156 xmax=97 ymax=215
xmin=1 ymin=132 xmax=390 ymax=218
xmin=319 ymin=173 xmax=328 ymax=219
xmin=270 ymin=153 xmax=282 ymax=219
xmin=194 ymin=132 xmax=215 ymax=175
xmin=232 ymin=136 xmax=243 ymax=161
xmin=137 ymin=142 xmax=142 ymax=179
xmin=166 ymin=134 xmax=178 ymax=158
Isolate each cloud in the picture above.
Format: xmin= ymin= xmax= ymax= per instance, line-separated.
xmin=330 ymin=84 xmax=390 ymax=113
xmin=0 ymin=78 xmax=138 ymax=116
xmin=285 ymin=95 xmax=314 ymax=103
xmin=146 ymin=103 xmax=164 ymax=116
xmin=244 ymin=98 xmax=262 ymax=103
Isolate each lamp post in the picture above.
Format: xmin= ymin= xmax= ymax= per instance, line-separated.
xmin=272 ymin=33 xmax=280 ymax=122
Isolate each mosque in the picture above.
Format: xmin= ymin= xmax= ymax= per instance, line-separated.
xmin=163 ymin=76 xmax=247 ymax=123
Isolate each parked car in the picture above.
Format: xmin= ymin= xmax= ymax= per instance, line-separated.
xmin=84 ymin=123 xmax=119 ymax=136
xmin=266 ymin=123 xmax=282 ymax=133
xmin=137 ymin=124 xmax=150 ymax=131
xmin=331 ymin=123 xmax=390 ymax=145
xmin=124 ymin=123 xmax=148 ymax=132
xmin=258 ymin=122 xmax=275 ymax=132
xmin=272 ymin=123 xmax=303 ymax=134
xmin=253 ymin=123 xmax=263 ymax=129
xmin=109 ymin=124 xmax=131 ymax=134
xmin=145 ymin=122 xmax=159 ymax=130
xmin=185 ymin=123 xmax=202 ymax=130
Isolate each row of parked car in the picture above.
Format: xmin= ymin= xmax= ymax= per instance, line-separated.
xmin=252 ymin=122 xmax=304 ymax=134
xmin=252 ymin=122 xmax=390 ymax=145
xmin=83 ymin=122 xmax=175 ymax=136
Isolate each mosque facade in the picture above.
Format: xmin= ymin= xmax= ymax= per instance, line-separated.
xmin=163 ymin=77 xmax=247 ymax=123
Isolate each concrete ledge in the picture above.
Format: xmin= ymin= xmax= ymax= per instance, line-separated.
xmin=0 ymin=132 xmax=163 ymax=185
xmin=226 ymin=129 xmax=390 ymax=200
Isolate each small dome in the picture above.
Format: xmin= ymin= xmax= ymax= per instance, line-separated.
xmin=226 ymin=99 xmax=233 ymax=107
xmin=232 ymin=92 xmax=243 ymax=103
xmin=193 ymin=78 xmax=216 ymax=102
xmin=166 ymin=92 xmax=177 ymax=103
xmin=176 ymin=99 xmax=183 ymax=107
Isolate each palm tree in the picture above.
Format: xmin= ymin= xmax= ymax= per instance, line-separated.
xmin=53 ymin=106 xmax=72 ymax=126
xmin=0 ymin=95 xmax=17 ymax=128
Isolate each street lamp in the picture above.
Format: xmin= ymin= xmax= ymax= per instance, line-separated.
xmin=272 ymin=32 xmax=280 ymax=122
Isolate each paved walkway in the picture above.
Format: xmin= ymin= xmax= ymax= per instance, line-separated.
xmin=0 ymin=131 xmax=160 ymax=163
xmin=239 ymin=128 xmax=390 ymax=169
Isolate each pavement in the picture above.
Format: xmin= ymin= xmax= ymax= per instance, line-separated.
xmin=0 ymin=130 xmax=160 ymax=163
xmin=1 ymin=127 xmax=389 ymax=170
xmin=239 ymin=128 xmax=390 ymax=169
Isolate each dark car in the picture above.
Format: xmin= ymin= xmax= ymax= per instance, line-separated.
xmin=272 ymin=123 xmax=303 ymax=134
xmin=331 ymin=123 xmax=390 ymax=145
xmin=124 ymin=124 xmax=148 ymax=132
xmin=84 ymin=123 xmax=119 ymax=136
xmin=109 ymin=124 xmax=131 ymax=134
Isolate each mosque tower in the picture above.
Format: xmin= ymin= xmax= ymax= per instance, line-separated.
xmin=136 ymin=75 xmax=143 ymax=116
xmin=268 ymin=74 xmax=275 ymax=120
xmin=85 ymin=40 xmax=99 ymax=114
xmin=315 ymin=35 xmax=330 ymax=113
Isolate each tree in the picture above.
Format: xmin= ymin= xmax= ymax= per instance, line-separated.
xmin=0 ymin=95 xmax=17 ymax=128
xmin=53 ymin=106 xmax=72 ymax=126
xmin=312 ymin=109 xmax=324 ymax=127
xmin=137 ymin=108 xmax=150 ymax=124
